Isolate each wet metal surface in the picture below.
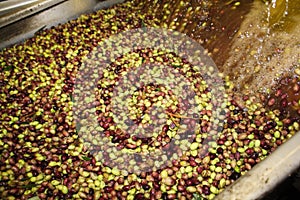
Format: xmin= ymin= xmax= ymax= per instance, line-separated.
xmin=0 ymin=0 xmax=40 ymax=16
xmin=0 ymin=0 xmax=66 ymax=28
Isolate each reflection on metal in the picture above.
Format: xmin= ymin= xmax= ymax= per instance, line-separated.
xmin=0 ymin=0 xmax=66 ymax=28
xmin=0 ymin=0 xmax=125 ymax=49
xmin=0 ymin=0 xmax=40 ymax=16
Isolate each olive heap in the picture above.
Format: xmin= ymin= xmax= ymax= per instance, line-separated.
xmin=0 ymin=1 xmax=300 ymax=200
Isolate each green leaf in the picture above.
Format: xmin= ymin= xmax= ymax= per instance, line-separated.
xmin=141 ymin=20 xmax=147 ymax=32
xmin=20 ymin=177 xmax=29 ymax=181
xmin=75 ymin=122 xmax=81 ymax=133
xmin=3 ymin=66 xmax=13 ymax=71
xmin=193 ymin=193 xmax=203 ymax=200
xmin=70 ymin=93 xmax=74 ymax=102
xmin=141 ymin=20 xmax=146 ymax=28
xmin=172 ymin=64 xmax=182 ymax=69
xmin=141 ymin=57 xmax=146 ymax=63
xmin=82 ymin=156 xmax=91 ymax=161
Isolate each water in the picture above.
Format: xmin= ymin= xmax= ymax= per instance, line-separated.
xmin=136 ymin=0 xmax=300 ymax=100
